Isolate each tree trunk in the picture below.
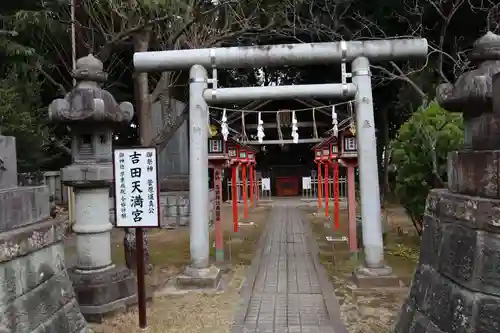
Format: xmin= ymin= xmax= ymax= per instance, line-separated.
xmin=133 ymin=30 xmax=153 ymax=146
xmin=74 ymin=0 xmax=87 ymax=58
xmin=128 ymin=0 xmax=153 ymax=146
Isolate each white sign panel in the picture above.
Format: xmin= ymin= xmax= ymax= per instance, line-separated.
xmin=302 ymin=177 xmax=312 ymax=190
xmin=113 ymin=148 xmax=160 ymax=228
xmin=262 ymin=178 xmax=271 ymax=191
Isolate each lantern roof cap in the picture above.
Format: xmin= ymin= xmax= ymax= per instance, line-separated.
xmin=73 ymin=54 xmax=107 ymax=82
xmin=48 ymin=54 xmax=134 ymax=126
xmin=436 ymin=31 xmax=500 ymax=115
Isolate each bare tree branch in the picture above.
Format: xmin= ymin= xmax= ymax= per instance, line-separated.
xmin=371 ymin=62 xmax=427 ymax=101
xmin=34 ymin=62 xmax=67 ymax=96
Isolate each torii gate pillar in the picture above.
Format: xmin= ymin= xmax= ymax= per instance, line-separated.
xmin=351 ymin=57 xmax=386 ymax=271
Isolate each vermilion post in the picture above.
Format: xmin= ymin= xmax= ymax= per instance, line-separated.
xmin=214 ymin=167 xmax=224 ymax=261
xmin=242 ymin=164 xmax=248 ymax=218
xmin=347 ymin=164 xmax=358 ymax=257
xmin=317 ymin=162 xmax=322 ymax=209
xmin=254 ymin=170 xmax=259 ymax=203
xmin=333 ymin=160 xmax=340 ymax=230
xmin=231 ymin=166 xmax=238 ymax=232
xmin=324 ymin=162 xmax=329 ymax=217
xmin=249 ymin=164 xmax=254 ymax=208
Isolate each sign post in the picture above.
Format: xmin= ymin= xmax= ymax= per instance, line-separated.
xmin=113 ymin=147 xmax=160 ymax=329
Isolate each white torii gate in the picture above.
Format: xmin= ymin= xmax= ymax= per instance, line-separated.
xmin=134 ymin=39 xmax=428 ymax=280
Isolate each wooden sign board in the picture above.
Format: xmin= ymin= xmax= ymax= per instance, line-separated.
xmin=113 ymin=147 xmax=160 ymax=228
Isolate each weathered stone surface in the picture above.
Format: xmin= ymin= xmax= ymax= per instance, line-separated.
xmin=438 ymin=223 xmax=476 ymax=287
xmin=0 ymin=186 xmax=50 ymax=233
xmin=476 ymin=294 xmax=500 ymax=332
xmin=393 ymin=299 xmax=415 ymax=333
xmin=0 ymin=243 xmax=65 ymax=306
xmin=68 ymin=265 xmax=137 ymax=321
xmin=0 ymin=269 xmax=82 ymax=333
xmin=31 ymin=299 xmax=89 ymax=333
xmin=0 ymin=218 xmax=66 ymax=263
xmin=0 ymin=224 xmax=90 ymax=332
xmin=447 ymin=150 xmax=500 ymax=197
xmin=419 ymin=215 xmax=441 ymax=269
xmin=437 ymin=32 xmax=500 ymax=117
xmin=447 ymin=152 xmax=458 ymax=193
xmin=0 ymin=136 xmax=17 ymax=189
xmin=48 ymin=54 xmax=134 ymax=127
xmin=494 ymin=71 xmax=500 ymax=113
xmin=425 ymin=189 xmax=500 ymax=231
xmin=469 ymin=115 xmax=500 ymax=150
xmin=176 ymin=265 xmax=222 ymax=290
xmin=1 ymin=109 xmax=89 ymax=332
xmin=395 ymin=190 xmax=500 ymax=333
xmin=159 ymin=189 xmax=216 ymax=228
xmin=61 ymin=164 xmax=113 ymax=186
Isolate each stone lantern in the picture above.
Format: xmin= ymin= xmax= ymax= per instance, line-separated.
xmin=48 ymin=54 xmax=137 ymax=322
xmin=395 ymin=32 xmax=500 ymax=333
xmin=436 ymin=31 xmax=500 ymax=150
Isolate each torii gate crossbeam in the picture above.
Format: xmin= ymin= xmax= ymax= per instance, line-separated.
xmin=134 ymin=39 xmax=427 ymax=71
xmin=133 ymin=38 xmax=428 ymax=284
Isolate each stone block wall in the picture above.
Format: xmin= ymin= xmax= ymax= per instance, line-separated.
xmin=0 ymin=136 xmax=18 ymax=189
xmin=394 ymin=189 xmax=500 ymax=333
xmin=159 ymin=189 xmax=216 ymax=228
xmin=0 ymin=186 xmax=50 ymax=233
xmin=0 ymin=218 xmax=91 ymax=333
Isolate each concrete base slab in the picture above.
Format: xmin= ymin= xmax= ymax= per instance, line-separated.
xmin=353 ymin=265 xmax=402 ymax=288
xmin=156 ymin=268 xmax=232 ymax=297
xmin=176 ymin=265 xmax=222 ymax=290
xmin=325 ymin=235 xmax=348 ymax=243
xmin=68 ymin=265 xmax=138 ymax=323
xmin=238 ymin=221 xmax=255 ymax=226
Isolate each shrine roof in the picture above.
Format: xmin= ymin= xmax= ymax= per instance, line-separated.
xmin=226 ymin=138 xmax=259 ymax=152
xmin=311 ymin=135 xmax=337 ymax=150
xmin=226 ymin=138 xmax=242 ymax=147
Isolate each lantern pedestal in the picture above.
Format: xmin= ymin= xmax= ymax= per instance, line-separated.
xmin=68 ymin=266 xmax=138 ymax=322
xmin=176 ymin=265 xmax=222 ymax=290
xmin=64 ymin=173 xmax=138 ymax=323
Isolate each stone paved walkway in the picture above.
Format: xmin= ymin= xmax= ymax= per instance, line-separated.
xmin=232 ymin=203 xmax=347 ymax=333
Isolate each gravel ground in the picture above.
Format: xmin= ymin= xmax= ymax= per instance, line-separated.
xmin=302 ymin=206 xmax=418 ymax=333
xmin=89 ymin=265 xmax=247 ymax=333
xmin=70 ymin=203 xmax=272 ymax=333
